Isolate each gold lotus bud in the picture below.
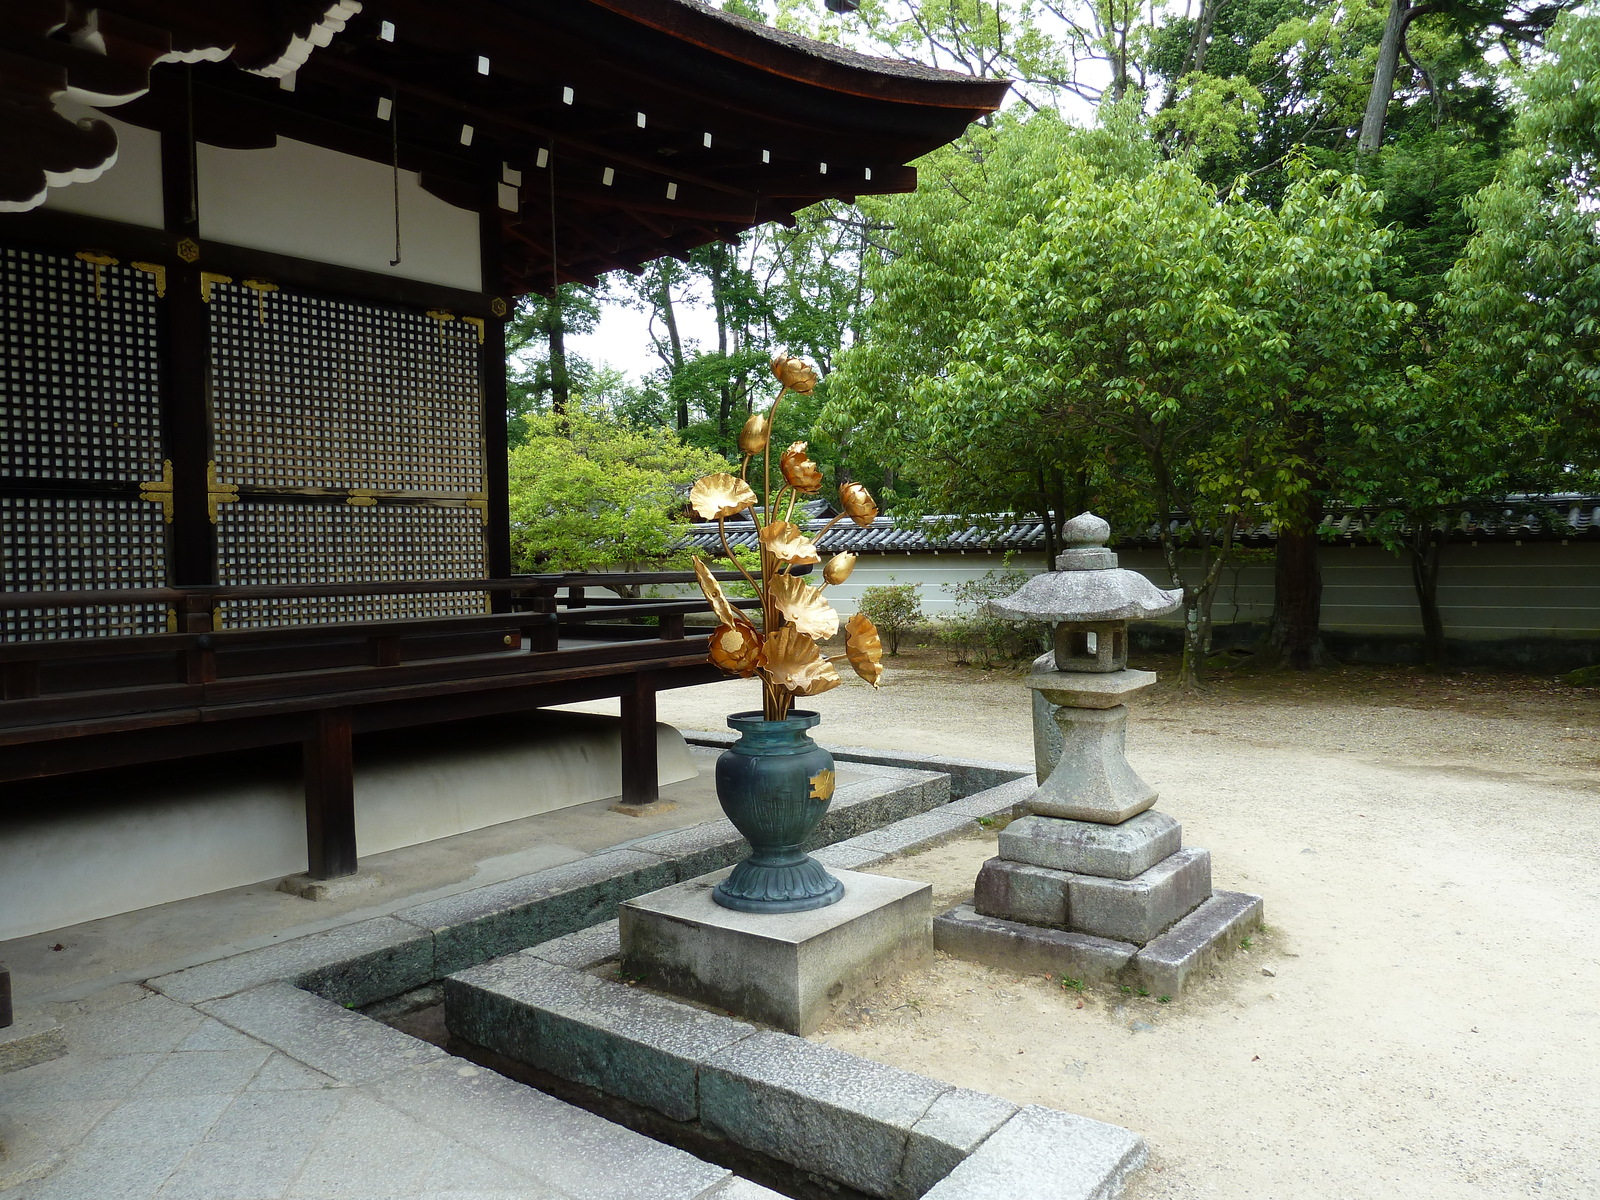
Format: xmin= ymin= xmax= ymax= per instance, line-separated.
xmin=758 ymin=520 xmax=821 ymax=565
xmin=762 ymin=625 xmax=841 ymax=696
xmin=845 ymin=613 xmax=884 ymax=688
xmin=771 ymin=574 xmax=839 ymax=641
xmin=738 ymin=413 xmax=770 ymax=456
xmin=692 ymin=557 xmax=743 ymax=628
xmin=780 ymin=441 xmax=824 ymax=493
xmin=838 ymin=481 xmax=878 ymax=527
xmin=823 ymin=553 xmax=857 ymax=585
xmin=770 ymin=353 xmax=818 ymax=395
xmin=690 ymin=472 xmax=757 ymax=521
xmin=709 ymin=620 xmax=763 ymax=677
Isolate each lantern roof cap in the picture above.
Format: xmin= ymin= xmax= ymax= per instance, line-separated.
xmin=987 ymin=512 xmax=1183 ymax=623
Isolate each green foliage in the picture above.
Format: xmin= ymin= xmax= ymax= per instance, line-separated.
xmin=507 ymin=406 xmax=733 ymax=577
xmin=506 ymin=285 xmax=602 ymax=445
xmin=1441 ymin=9 xmax=1600 ymax=470
xmin=856 ymin=583 xmax=922 ymax=655
xmin=939 ymin=568 xmax=1045 ymax=668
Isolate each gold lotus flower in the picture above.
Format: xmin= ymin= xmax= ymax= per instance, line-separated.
xmin=759 ymin=520 xmax=820 ymax=565
xmin=692 ymin=556 xmax=743 ymax=628
xmin=838 ymin=482 xmax=878 ymax=527
xmin=690 ymin=472 xmax=757 ymax=521
xmin=844 ymin=613 xmax=884 ymax=688
xmin=762 ymin=625 xmax=841 ymax=696
xmin=770 ymin=574 xmax=839 ymax=641
xmin=780 ymin=442 xmax=824 ymax=493
xmin=738 ymin=413 xmax=770 ymax=456
xmin=823 ymin=552 xmax=857 ymax=585
xmin=709 ymin=620 xmax=763 ymax=677
xmin=771 ymin=353 xmax=818 ymax=395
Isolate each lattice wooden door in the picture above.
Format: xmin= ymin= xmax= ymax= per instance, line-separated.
xmin=0 ymin=245 xmax=169 ymax=640
xmin=206 ymin=280 xmax=489 ymax=628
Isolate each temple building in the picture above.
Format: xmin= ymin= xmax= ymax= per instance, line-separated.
xmin=0 ymin=0 xmax=1006 ymax=937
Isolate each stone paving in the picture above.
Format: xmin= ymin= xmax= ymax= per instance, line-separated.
xmin=0 ymin=755 xmax=1008 ymax=1200
xmin=0 ymin=979 xmax=773 ymax=1200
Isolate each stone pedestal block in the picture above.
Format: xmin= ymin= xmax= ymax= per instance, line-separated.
xmin=1065 ymin=848 xmax=1211 ymax=945
xmin=1023 ymin=704 xmax=1158 ymax=824
xmin=619 ymin=868 xmax=931 ymax=1035
xmin=974 ymin=858 xmax=1068 ymax=928
xmin=1000 ymin=811 xmax=1182 ymax=881
xmin=0 ymin=1013 xmax=66 ymax=1075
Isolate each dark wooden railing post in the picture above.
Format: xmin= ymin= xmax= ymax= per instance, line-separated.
xmin=616 ymin=672 xmax=660 ymax=812
xmin=304 ymin=707 xmax=357 ymax=879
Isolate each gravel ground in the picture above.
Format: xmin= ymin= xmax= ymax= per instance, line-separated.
xmin=571 ymin=649 xmax=1600 ymax=1200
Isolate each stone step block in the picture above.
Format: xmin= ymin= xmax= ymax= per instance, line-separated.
xmin=1066 ymin=847 xmax=1212 ymax=946
xmin=1131 ymin=890 xmax=1265 ymax=997
xmin=446 ymin=955 xmax=757 ymax=1122
xmin=920 ymin=1104 xmax=1147 ymax=1200
xmin=1000 ymin=811 xmax=1181 ymax=881
xmin=933 ymin=905 xmax=1136 ymax=983
xmin=0 ymin=1012 xmax=66 ymax=1075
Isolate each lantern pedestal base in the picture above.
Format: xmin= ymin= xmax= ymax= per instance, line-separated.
xmin=620 ymin=867 xmax=931 ymax=1034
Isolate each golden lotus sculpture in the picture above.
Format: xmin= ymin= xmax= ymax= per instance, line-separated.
xmin=690 ymin=352 xmax=886 ymax=914
xmin=691 ymin=352 xmax=885 ymax=720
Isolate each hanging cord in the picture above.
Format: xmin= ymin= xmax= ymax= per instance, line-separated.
xmin=390 ymin=90 xmax=403 ymax=266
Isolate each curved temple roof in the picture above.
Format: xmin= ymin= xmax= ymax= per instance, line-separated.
xmin=2 ymin=0 xmax=1009 ymax=292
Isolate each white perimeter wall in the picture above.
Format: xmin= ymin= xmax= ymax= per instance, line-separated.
xmin=662 ymin=542 xmax=1600 ymax=638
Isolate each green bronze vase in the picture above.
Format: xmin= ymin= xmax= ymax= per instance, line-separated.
xmin=713 ymin=710 xmax=845 ymax=913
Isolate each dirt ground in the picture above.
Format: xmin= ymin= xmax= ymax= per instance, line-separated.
xmin=576 ymin=649 xmax=1600 ymax=1200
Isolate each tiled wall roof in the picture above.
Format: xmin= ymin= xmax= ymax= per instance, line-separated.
xmin=681 ymin=496 xmax=1600 ymax=555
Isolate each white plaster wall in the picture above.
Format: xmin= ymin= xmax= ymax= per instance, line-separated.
xmin=42 ymin=102 xmax=165 ymax=229
xmin=0 ymin=714 xmax=693 ymax=941
xmin=198 ymin=136 xmax=482 ymax=292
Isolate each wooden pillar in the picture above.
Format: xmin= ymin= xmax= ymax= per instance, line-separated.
xmin=479 ymin=205 xmax=512 ymax=605
xmin=618 ymin=673 xmax=659 ymax=808
xmin=159 ymin=118 xmax=219 ymax=593
xmin=304 ymin=708 xmax=358 ymax=879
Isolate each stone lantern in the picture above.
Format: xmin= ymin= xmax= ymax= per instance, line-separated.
xmin=931 ymin=513 xmax=1264 ymax=996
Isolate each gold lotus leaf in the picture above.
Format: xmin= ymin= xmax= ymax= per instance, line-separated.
xmin=838 ymin=482 xmax=878 ymax=527
xmin=692 ymin=557 xmax=743 ymax=628
xmin=709 ymin=620 xmax=763 ymax=677
xmin=809 ymin=768 xmax=836 ymax=801
xmin=823 ymin=552 xmax=857 ymax=585
xmin=770 ymin=353 xmax=818 ymax=395
xmin=780 ymin=441 xmax=824 ymax=493
xmin=759 ymin=520 xmax=820 ymax=565
xmin=770 ymin=574 xmax=839 ymax=641
xmin=690 ymin=472 xmax=757 ymax=521
xmin=762 ymin=625 xmax=841 ymax=696
xmin=738 ymin=413 xmax=770 ymax=456
xmin=844 ymin=613 xmax=884 ymax=688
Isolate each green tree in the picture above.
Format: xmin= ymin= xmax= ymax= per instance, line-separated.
xmin=1442 ymin=7 xmax=1600 ymax=471
xmin=857 ymin=583 xmax=923 ymax=655
xmin=508 ymin=406 xmax=734 ymax=589
xmin=506 ymin=284 xmax=602 ymax=444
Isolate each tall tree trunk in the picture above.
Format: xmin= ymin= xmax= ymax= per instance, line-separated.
xmin=1185 ymin=0 xmax=1225 ymax=75
xmin=656 ymin=276 xmax=687 ymax=429
xmin=1359 ymin=0 xmax=1439 ymax=152
xmin=1265 ymin=506 xmax=1329 ymax=668
xmin=546 ymin=290 xmax=569 ymax=417
xmin=711 ymin=248 xmax=733 ymax=440
xmin=1408 ymin=523 xmax=1447 ymax=667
